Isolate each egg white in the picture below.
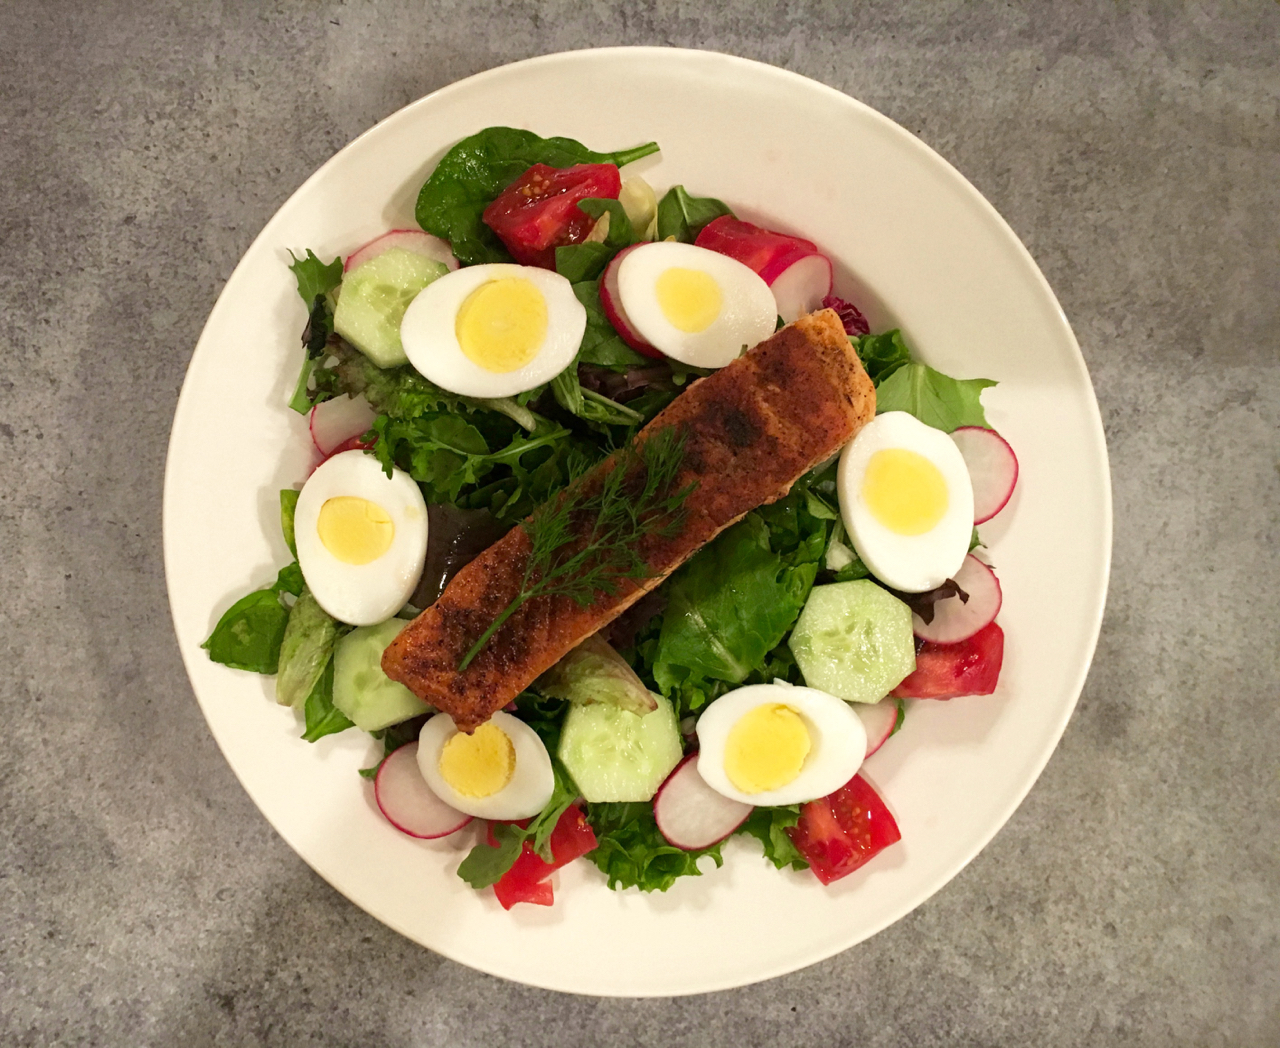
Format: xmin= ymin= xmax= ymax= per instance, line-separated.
xmin=695 ymin=682 xmax=867 ymax=806
xmin=837 ymin=411 xmax=975 ymax=593
xmin=616 ymin=242 xmax=777 ymax=368
xmin=399 ymin=263 xmax=585 ymax=398
xmin=294 ymin=450 xmax=428 ymax=626
xmin=417 ymin=711 xmax=555 ymax=820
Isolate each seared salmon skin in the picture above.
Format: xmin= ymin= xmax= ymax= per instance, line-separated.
xmin=381 ymin=309 xmax=876 ymax=731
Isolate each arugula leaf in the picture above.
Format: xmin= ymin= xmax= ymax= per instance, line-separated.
xmin=550 ymin=365 xmax=643 ymax=427
xmin=656 ymin=186 xmax=734 ymax=243
xmin=301 ymin=658 xmax=353 ymax=742
xmin=585 ymin=802 xmax=723 ymax=892
xmin=280 ymin=489 xmax=300 ymax=558
xmin=571 ymin=280 xmax=649 ymax=370
xmin=875 ymin=361 xmax=996 ymax=432
xmin=202 ymin=588 xmax=292 ymax=674
xmin=651 ymin=514 xmax=819 ymax=711
xmin=275 ymin=588 xmax=343 ymax=710
xmin=457 ymin=821 xmax=527 ymax=889
xmin=415 ymin=127 xmax=659 ymax=266
xmin=737 ymin=805 xmax=808 ymax=871
xmin=287 ymin=249 xmax=342 ymax=309
xmin=526 ymin=760 xmax=580 ymax=861
xmin=852 ymin=329 xmax=913 ymax=386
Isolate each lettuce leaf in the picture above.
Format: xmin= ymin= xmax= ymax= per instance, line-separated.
xmin=584 ymin=802 xmax=723 ymax=892
xmin=874 ymin=361 xmax=996 ymax=432
xmin=415 ymin=127 xmax=659 ymax=266
xmin=737 ymin=805 xmax=808 ymax=871
xmin=536 ymin=634 xmax=657 ymax=716
xmin=275 ymin=588 xmax=343 ymax=709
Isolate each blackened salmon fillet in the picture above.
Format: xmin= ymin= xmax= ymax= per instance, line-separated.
xmin=381 ymin=309 xmax=876 ymax=731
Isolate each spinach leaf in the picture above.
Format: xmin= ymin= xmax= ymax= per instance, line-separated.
xmin=275 ymin=588 xmax=343 ymax=710
xmin=874 ymin=361 xmax=996 ymax=432
xmin=202 ymin=563 xmax=306 ymax=674
xmin=571 ymin=280 xmax=650 ymax=369
xmin=415 ymin=127 xmax=659 ymax=266
xmin=737 ymin=805 xmax=808 ymax=871
xmin=652 ymin=513 xmax=819 ymax=712
xmin=585 ymin=802 xmax=723 ymax=892
xmin=553 ymin=198 xmax=637 ymax=282
xmin=301 ymin=658 xmax=353 ymax=742
xmin=279 ymin=489 xmax=300 ymax=559
xmin=656 ymin=186 xmax=734 ymax=243
xmin=852 ymin=329 xmax=913 ymax=386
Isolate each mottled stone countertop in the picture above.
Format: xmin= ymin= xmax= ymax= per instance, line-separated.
xmin=2 ymin=2 xmax=1276 ymax=1045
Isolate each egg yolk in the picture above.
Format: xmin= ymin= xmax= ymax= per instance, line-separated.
xmin=438 ymin=723 xmax=516 ymax=798
xmin=455 ymin=277 xmax=547 ymax=373
xmin=316 ymin=497 xmax=395 ymax=564
xmin=862 ymin=448 xmax=949 ymax=536
xmin=724 ymin=703 xmax=811 ymax=794
xmin=656 ymin=267 xmax=722 ymax=333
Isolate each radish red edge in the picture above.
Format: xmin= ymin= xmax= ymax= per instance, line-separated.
xmin=374 ymin=742 xmax=472 ymax=839
xmin=653 ymin=753 xmax=753 ymax=850
xmin=344 ymin=229 xmax=460 ymax=273
xmin=855 ymin=700 xmax=899 ymax=758
xmin=951 ymin=426 xmax=1019 ymax=524
xmin=600 ymin=244 xmax=664 ymax=359
xmin=912 ymin=554 xmax=1003 ymax=644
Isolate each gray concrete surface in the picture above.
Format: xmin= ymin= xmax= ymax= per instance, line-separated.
xmin=2 ymin=1 xmax=1278 ymax=1044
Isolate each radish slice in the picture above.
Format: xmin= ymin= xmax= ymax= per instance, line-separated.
xmin=855 ymin=699 xmax=900 ymax=758
xmin=694 ymin=215 xmax=833 ymax=322
xmin=765 ymin=254 xmax=833 ymax=323
xmin=374 ymin=742 xmax=471 ymax=839
xmin=912 ymin=554 xmax=1003 ymax=644
xmin=600 ymin=244 xmax=664 ymax=359
xmin=653 ymin=753 xmax=752 ymax=850
xmin=344 ymin=229 xmax=459 ymax=274
xmin=309 ymin=394 xmax=376 ymax=456
xmin=951 ymin=426 xmax=1019 ymax=523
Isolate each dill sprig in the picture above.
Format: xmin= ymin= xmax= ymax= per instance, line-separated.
xmin=457 ymin=428 xmax=693 ymax=671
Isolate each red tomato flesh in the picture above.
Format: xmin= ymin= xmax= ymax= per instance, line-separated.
xmin=694 ymin=215 xmax=822 ymax=284
xmin=482 ymin=163 xmax=621 ymax=269
xmin=491 ymin=804 xmax=598 ymax=910
xmin=788 ymin=774 xmax=902 ymax=886
xmin=892 ymin=621 xmax=1005 ymax=700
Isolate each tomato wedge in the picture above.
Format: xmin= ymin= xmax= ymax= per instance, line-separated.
xmin=482 ymin=163 xmax=621 ymax=269
xmin=491 ymin=804 xmax=598 ymax=910
xmin=892 ymin=621 xmax=1004 ymax=700
xmin=788 ymin=774 xmax=901 ymax=886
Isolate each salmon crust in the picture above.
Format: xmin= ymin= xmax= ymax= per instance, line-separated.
xmin=381 ymin=309 xmax=876 ymax=731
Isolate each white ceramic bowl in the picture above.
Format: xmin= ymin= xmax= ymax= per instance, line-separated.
xmin=164 ymin=47 xmax=1111 ymax=996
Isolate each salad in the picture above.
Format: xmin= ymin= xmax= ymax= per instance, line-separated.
xmin=202 ymin=126 xmax=1017 ymax=909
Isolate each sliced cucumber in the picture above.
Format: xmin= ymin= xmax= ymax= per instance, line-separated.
xmin=557 ymin=693 xmax=683 ymax=803
xmin=332 ymin=618 xmax=429 ymax=731
xmin=788 ymin=581 xmax=916 ymax=704
xmin=333 ymin=248 xmax=448 ymax=368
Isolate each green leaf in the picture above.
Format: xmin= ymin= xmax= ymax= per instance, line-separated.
xmin=550 ymin=365 xmax=586 ymax=416
xmin=737 ymin=805 xmax=808 ymax=871
xmin=652 ymin=514 xmax=818 ymax=709
xmin=526 ymin=760 xmax=580 ymax=862
xmin=272 ymin=561 xmax=305 ymax=597
xmin=656 ymin=186 xmax=734 ymax=243
xmin=457 ymin=820 xmax=527 ymax=890
xmin=571 ymin=280 xmax=650 ymax=370
xmin=276 ymin=588 xmax=342 ymax=710
xmin=852 ymin=329 xmax=913 ymax=386
xmin=585 ymin=802 xmax=723 ymax=892
xmin=415 ymin=127 xmax=660 ymax=266
xmin=874 ymin=361 xmax=997 ymax=432
xmin=301 ymin=658 xmax=353 ymax=742
xmin=287 ymin=249 xmax=342 ymax=308
xmin=201 ymin=587 xmax=291 ymax=674
xmin=279 ymin=489 xmax=300 ymax=558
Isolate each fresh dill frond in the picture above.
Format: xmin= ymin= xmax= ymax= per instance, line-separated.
xmin=457 ymin=428 xmax=693 ymax=671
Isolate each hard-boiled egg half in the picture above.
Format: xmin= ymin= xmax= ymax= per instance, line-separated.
xmin=417 ymin=711 xmax=554 ymax=820
xmin=615 ymin=241 xmax=777 ymax=368
xmin=294 ymin=450 xmax=428 ymax=625
xmin=695 ymin=683 xmax=867 ymax=806
xmin=399 ymin=263 xmax=586 ymax=398
xmin=837 ymin=411 xmax=975 ymax=593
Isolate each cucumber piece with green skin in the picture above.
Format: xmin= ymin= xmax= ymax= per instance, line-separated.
xmin=558 ymin=693 xmax=683 ymax=803
xmin=788 ymin=580 xmax=916 ymax=704
xmin=332 ymin=618 xmax=430 ymax=731
xmin=333 ymin=248 xmax=449 ymax=367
